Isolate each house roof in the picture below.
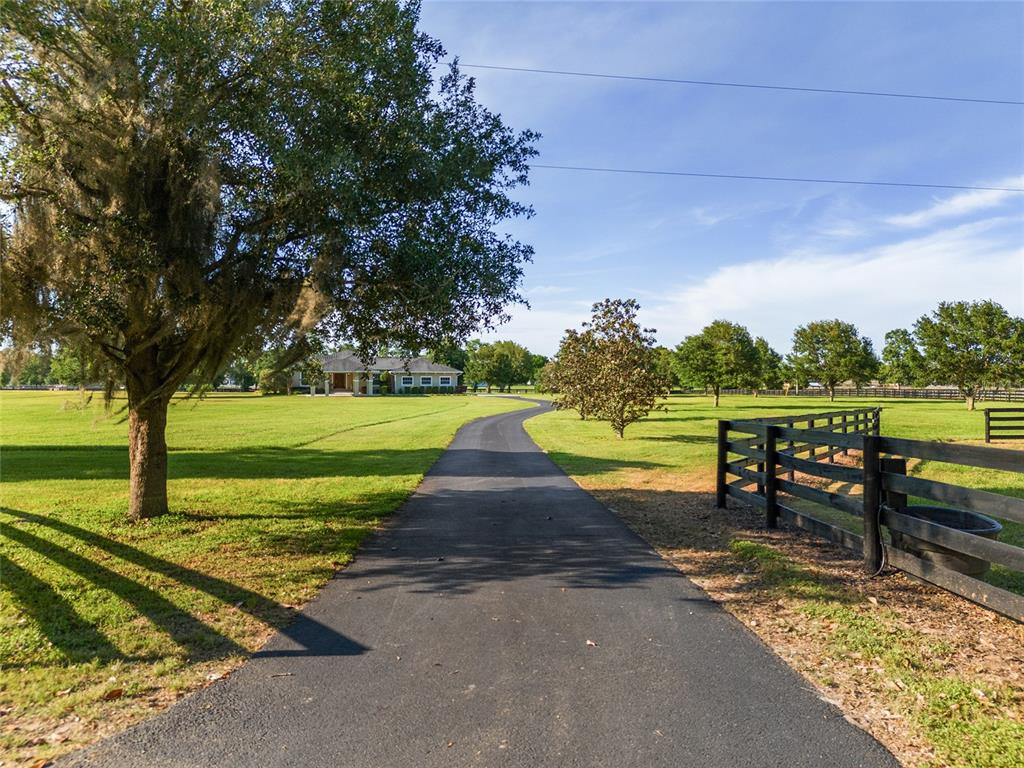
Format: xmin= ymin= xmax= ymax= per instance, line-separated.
xmin=321 ymin=351 xmax=461 ymax=374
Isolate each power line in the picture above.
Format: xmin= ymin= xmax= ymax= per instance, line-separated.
xmin=530 ymin=164 xmax=1024 ymax=193
xmin=462 ymin=63 xmax=1024 ymax=106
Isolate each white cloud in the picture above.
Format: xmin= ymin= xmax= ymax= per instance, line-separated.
xmin=480 ymin=215 xmax=1024 ymax=355
xmin=640 ymin=216 xmax=1024 ymax=353
xmin=884 ymin=177 xmax=1024 ymax=229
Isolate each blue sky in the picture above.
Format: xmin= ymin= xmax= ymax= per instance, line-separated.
xmin=419 ymin=1 xmax=1024 ymax=356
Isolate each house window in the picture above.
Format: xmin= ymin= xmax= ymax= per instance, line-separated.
xmin=439 ymin=376 xmax=452 ymax=386
xmin=420 ymin=376 xmax=432 ymax=386
xmin=401 ymin=376 xmax=413 ymax=387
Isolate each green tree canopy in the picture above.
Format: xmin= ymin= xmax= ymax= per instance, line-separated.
xmin=914 ymin=300 xmax=1024 ymax=410
xmin=787 ymin=319 xmax=878 ymax=401
xmin=673 ymin=320 xmax=758 ymax=406
xmin=880 ymin=328 xmax=926 ymax=388
xmin=652 ymin=346 xmax=681 ymax=390
xmin=1 ymin=1 xmax=536 ymax=518
xmin=466 ymin=340 xmax=531 ymax=392
xmin=752 ymin=337 xmax=784 ymax=394
xmin=553 ymin=299 xmax=668 ymax=437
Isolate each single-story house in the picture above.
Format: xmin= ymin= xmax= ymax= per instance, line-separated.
xmin=293 ymin=350 xmax=462 ymax=395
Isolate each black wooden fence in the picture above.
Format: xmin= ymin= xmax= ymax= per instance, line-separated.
xmin=716 ymin=410 xmax=1024 ymax=622
xmin=985 ymin=408 xmax=1024 ymax=442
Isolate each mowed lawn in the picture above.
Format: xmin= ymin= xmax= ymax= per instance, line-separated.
xmin=0 ymin=391 xmax=531 ymax=763
xmin=526 ymin=394 xmax=1024 ymax=589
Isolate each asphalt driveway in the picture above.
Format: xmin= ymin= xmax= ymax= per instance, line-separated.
xmin=64 ymin=399 xmax=896 ymax=768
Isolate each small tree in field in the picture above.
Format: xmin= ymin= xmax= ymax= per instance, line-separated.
xmin=880 ymin=329 xmax=925 ymax=388
xmin=788 ymin=320 xmax=878 ymax=401
xmin=673 ymin=320 xmax=758 ymax=406
xmin=554 ymin=299 xmax=668 ymax=437
xmin=1 ymin=2 xmax=536 ymax=519
xmin=914 ymin=301 xmax=1024 ymax=410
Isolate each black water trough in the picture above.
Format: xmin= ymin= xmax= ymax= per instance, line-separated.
xmin=889 ymin=505 xmax=1003 ymax=576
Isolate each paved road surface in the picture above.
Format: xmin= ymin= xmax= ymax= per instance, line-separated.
xmin=65 ymin=400 xmax=896 ymax=768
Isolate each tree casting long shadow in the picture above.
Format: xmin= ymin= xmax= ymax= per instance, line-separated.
xmin=1 ymin=507 xmax=369 ymax=665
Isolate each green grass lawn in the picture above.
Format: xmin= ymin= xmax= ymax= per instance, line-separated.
xmin=0 ymin=391 xmax=531 ymax=763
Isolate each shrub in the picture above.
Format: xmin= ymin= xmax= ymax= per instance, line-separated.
xmin=379 ymin=384 xmax=389 ymax=395
xmin=258 ymin=368 xmax=290 ymax=394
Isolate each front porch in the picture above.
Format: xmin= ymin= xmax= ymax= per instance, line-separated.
xmin=324 ymin=371 xmax=379 ymax=395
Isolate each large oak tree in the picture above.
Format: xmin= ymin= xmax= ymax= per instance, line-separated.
xmin=1 ymin=1 xmax=537 ymax=519
xmin=914 ymin=301 xmax=1024 ymax=410
xmin=673 ymin=320 xmax=758 ymax=406
xmin=787 ymin=319 xmax=878 ymax=402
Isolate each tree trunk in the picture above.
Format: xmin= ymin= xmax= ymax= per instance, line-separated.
xmin=829 ymin=385 xmax=836 ymax=402
xmin=128 ymin=395 xmax=170 ymax=520
xmin=966 ymin=394 xmax=976 ymax=411
xmin=713 ymin=386 xmax=720 ymax=407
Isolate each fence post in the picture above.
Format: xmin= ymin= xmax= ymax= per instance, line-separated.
xmin=765 ymin=426 xmax=779 ymax=529
xmin=862 ymin=434 xmax=883 ymax=575
xmin=841 ymin=414 xmax=848 ymax=456
xmin=873 ymin=408 xmax=882 ymax=436
xmin=716 ymin=420 xmax=729 ymax=509
xmin=984 ymin=409 xmax=991 ymax=443
xmin=807 ymin=417 xmax=816 ymax=460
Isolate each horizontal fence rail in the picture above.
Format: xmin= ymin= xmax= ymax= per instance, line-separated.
xmin=985 ymin=408 xmax=1024 ymax=442
xmin=716 ymin=410 xmax=1024 ymax=622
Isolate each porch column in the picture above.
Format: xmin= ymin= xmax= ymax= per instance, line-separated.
xmin=323 ymin=375 xmax=330 ymax=396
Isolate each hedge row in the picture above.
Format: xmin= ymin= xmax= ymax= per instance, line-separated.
xmin=392 ymin=385 xmax=457 ymax=395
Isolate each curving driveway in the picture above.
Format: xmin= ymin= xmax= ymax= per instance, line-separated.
xmin=65 ymin=400 xmax=896 ymax=768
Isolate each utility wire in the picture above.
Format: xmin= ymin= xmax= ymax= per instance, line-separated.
xmin=462 ymin=63 xmax=1024 ymax=106
xmin=530 ymin=164 xmax=1024 ymax=193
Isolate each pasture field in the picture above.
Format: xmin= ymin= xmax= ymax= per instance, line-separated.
xmin=527 ymin=394 xmax=1024 ymax=768
xmin=0 ymin=391 xmax=531 ymax=764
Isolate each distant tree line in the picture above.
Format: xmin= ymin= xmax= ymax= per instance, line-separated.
xmin=667 ymin=300 xmax=1023 ymax=410
xmin=535 ymin=300 xmax=1023 ymax=428
xmin=430 ymin=339 xmax=547 ymax=392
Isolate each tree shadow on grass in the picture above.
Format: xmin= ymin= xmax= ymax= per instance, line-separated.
xmin=640 ymin=434 xmax=718 ymax=444
xmin=1 ymin=507 xmax=369 ymax=665
xmin=1 ymin=446 xmax=665 ymax=483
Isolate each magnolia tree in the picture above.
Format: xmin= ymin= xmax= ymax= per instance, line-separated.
xmin=914 ymin=300 xmax=1024 ymax=410
xmin=553 ymin=299 xmax=668 ymax=437
xmin=673 ymin=320 xmax=758 ymax=406
xmin=1 ymin=1 xmax=536 ymax=519
xmin=787 ymin=320 xmax=878 ymax=401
